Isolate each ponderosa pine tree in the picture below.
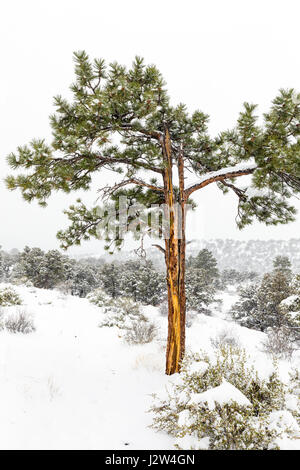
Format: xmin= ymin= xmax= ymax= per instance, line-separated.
xmin=6 ymin=52 xmax=300 ymax=374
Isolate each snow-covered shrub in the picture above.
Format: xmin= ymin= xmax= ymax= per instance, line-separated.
xmin=56 ymin=263 xmax=99 ymax=298
xmin=210 ymin=327 xmax=240 ymax=349
xmin=262 ymin=326 xmax=296 ymax=360
xmin=90 ymin=288 xmax=148 ymax=329
xmin=0 ymin=286 xmax=22 ymax=306
xmin=99 ymin=296 xmax=147 ymax=329
xmin=5 ymin=310 xmax=36 ymax=334
xmin=150 ymin=345 xmax=297 ymax=450
xmin=124 ymin=319 xmax=157 ymax=345
xmin=87 ymin=288 xmax=112 ymax=307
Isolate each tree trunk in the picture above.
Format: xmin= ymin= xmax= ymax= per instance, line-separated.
xmin=164 ymin=132 xmax=186 ymax=375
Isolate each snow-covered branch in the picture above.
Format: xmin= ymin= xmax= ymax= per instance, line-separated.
xmin=185 ymin=162 xmax=257 ymax=197
xmin=99 ymin=178 xmax=164 ymax=199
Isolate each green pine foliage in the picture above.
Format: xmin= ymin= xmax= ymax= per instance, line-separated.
xmin=99 ymin=263 xmax=122 ymax=298
xmin=185 ymin=268 xmax=216 ymax=313
xmin=5 ymin=52 xmax=300 ymax=251
xmin=185 ymin=249 xmax=219 ymax=312
xmin=187 ymin=249 xmax=219 ymax=282
xmin=119 ymin=260 xmax=165 ymax=305
xmin=12 ymin=247 xmax=68 ymax=289
xmin=231 ymin=261 xmax=299 ymax=331
xmin=10 ymin=246 xmax=101 ymax=296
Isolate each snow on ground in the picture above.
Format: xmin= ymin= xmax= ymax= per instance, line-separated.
xmin=0 ymin=283 xmax=299 ymax=450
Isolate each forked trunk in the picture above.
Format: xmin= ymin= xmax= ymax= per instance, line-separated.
xmin=163 ymin=132 xmax=186 ymax=375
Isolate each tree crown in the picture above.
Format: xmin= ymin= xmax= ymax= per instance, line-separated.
xmin=6 ymin=51 xmax=300 ymax=250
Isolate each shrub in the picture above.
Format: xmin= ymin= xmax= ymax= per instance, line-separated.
xmin=150 ymin=345 xmax=297 ymax=450
xmin=210 ymin=327 xmax=240 ymax=349
xmin=124 ymin=319 xmax=157 ymax=345
xmin=98 ymin=295 xmax=148 ymax=329
xmin=262 ymin=326 xmax=296 ymax=360
xmin=0 ymin=286 xmax=22 ymax=306
xmin=87 ymin=288 xmax=113 ymax=308
xmin=5 ymin=310 xmax=36 ymax=334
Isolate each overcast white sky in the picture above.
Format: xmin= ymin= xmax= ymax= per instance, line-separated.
xmin=0 ymin=0 xmax=299 ymax=255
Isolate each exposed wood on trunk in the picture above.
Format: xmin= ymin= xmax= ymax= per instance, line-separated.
xmin=152 ymin=244 xmax=166 ymax=254
xmin=178 ymin=145 xmax=186 ymax=366
xmin=162 ymin=130 xmax=186 ymax=375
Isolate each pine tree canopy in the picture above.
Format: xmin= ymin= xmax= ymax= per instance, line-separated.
xmin=6 ymin=51 xmax=300 ymax=250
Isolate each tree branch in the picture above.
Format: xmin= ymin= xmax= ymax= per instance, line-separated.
xmin=185 ymin=164 xmax=257 ymax=197
xmin=152 ymin=244 xmax=166 ymax=254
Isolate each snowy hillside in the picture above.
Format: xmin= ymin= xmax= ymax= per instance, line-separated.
xmin=0 ymin=283 xmax=299 ymax=450
xmin=79 ymin=239 xmax=300 ymax=274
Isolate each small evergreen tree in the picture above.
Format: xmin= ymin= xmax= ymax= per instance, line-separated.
xmin=187 ymin=249 xmax=219 ymax=284
xmin=99 ymin=262 xmax=122 ymax=298
xmin=12 ymin=247 xmax=69 ymax=289
xmin=185 ymin=249 xmax=219 ymax=312
xmin=231 ymin=283 xmax=260 ymax=328
xmin=257 ymin=270 xmax=292 ymax=330
xmin=150 ymin=346 xmax=295 ymax=450
xmin=70 ymin=262 xmax=99 ymax=297
xmin=232 ymin=269 xmax=296 ymax=331
xmin=13 ymin=246 xmax=45 ymax=285
xmin=119 ymin=260 xmax=165 ymax=305
xmin=185 ymin=266 xmax=216 ymax=313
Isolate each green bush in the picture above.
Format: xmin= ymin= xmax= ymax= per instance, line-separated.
xmin=150 ymin=346 xmax=299 ymax=450
xmin=0 ymin=286 xmax=22 ymax=306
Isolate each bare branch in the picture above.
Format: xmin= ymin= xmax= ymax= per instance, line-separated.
xmin=152 ymin=244 xmax=166 ymax=254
